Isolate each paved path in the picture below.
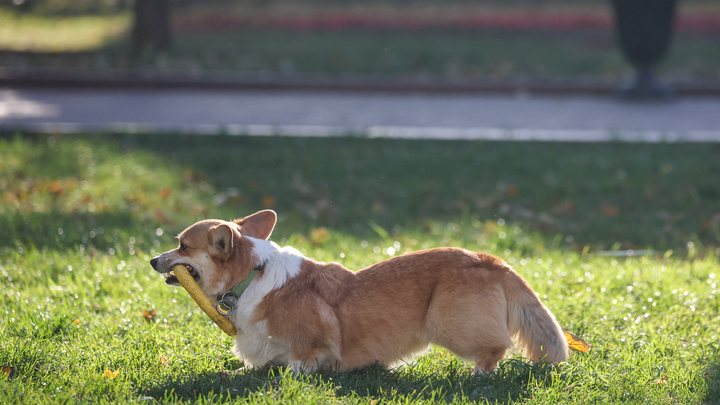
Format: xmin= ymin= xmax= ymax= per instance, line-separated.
xmin=1 ymin=88 xmax=719 ymax=141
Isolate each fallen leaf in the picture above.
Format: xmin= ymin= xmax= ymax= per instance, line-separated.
xmin=142 ymin=309 xmax=157 ymax=321
xmin=652 ymin=375 xmax=668 ymax=385
xmin=262 ymin=196 xmax=276 ymax=208
xmin=600 ymin=200 xmax=619 ymax=217
xmin=310 ymin=228 xmax=330 ymax=245
xmin=1 ymin=366 xmax=13 ymax=377
xmin=49 ymin=181 xmax=64 ymax=196
xmin=160 ymin=355 xmax=169 ymax=367
xmin=564 ymin=330 xmax=591 ymax=353
xmin=159 ymin=187 xmax=172 ymax=200
xmin=603 ymin=206 xmax=619 ymax=217
xmin=102 ymin=368 xmax=120 ymax=380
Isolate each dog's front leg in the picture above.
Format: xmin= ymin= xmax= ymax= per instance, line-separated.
xmin=288 ymin=359 xmax=318 ymax=375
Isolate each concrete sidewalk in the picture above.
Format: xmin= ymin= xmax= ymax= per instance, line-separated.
xmin=1 ymin=87 xmax=719 ymax=142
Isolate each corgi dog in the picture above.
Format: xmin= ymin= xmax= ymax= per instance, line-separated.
xmin=150 ymin=210 xmax=568 ymax=374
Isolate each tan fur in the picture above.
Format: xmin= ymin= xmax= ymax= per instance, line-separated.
xmin=151 ymin=210 xmax=568 ymax=373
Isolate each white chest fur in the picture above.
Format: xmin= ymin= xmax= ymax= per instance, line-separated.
xmin=232 ymin=320 xmax=291 ymax=367
xmin=228 ymin=239 xmax=304 ymax=367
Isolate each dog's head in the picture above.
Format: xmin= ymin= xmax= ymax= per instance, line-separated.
xmin=150 ymin=210 xmax=277 ymax=296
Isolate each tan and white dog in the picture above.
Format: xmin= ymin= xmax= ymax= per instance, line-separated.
xmin=150 ymin=209 xmax=568 ymax=374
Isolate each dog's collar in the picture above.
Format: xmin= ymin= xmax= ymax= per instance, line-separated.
xmin=230 ymin=261 xmax=266 ymax=297
xmin=216 ymin=261 xmax=266 ymax=316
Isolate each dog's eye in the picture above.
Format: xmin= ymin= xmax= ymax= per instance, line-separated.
xmin=180 ymin=243 xmax=188 ymax=251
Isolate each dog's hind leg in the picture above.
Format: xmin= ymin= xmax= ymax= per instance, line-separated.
xmin=286 ymin=297 xmax=342 ymax=374
xmin=473 ymin=347 xmax=507 ymax=374
xmin=288 ymin=346 xmax=340 ymax=374
xmin=425 ymin=282 xmax=513 ymax=373
xmin=289 ymin=359 xmax=316 ymax=374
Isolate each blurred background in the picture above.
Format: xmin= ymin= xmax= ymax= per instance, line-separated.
xmin=1 ymin=0 xmax=720 ymax=255
xmin=0 ymin=0 xmax=718 ymax=84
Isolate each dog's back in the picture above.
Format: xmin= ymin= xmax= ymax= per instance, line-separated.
xmin=321 ymin=248 xmax=568 ymax=371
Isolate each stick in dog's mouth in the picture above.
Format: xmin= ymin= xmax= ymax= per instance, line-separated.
xmin=165 ymin=265 xmax=199 ymax=285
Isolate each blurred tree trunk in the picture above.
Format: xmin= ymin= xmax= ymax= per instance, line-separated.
xmin=132 ymin=0 xmax=172 ymax=54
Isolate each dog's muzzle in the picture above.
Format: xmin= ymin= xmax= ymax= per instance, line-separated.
xmin=150 ymin=256 xmax=200 ymax=285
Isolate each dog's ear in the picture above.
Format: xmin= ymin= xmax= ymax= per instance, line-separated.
xmin=234 ymin=210 xmax=277 ymax=240
xmin=207 ymin=223 xmax=234 ymax=260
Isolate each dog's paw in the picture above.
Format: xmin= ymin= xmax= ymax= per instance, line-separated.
xmin=218 ymin=367 xmax=246 ymax=382
xmin=289 ymin=360 xmax=318 ymax=375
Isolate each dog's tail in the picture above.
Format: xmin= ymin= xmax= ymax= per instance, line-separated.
xmin=503 ymin=271 xmax=568 ymax=364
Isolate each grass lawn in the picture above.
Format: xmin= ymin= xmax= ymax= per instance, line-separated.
xmin=1 ymin=133 xmax=719 ymax=404
xmin=0 ymin=9 xmax=130 ymax=52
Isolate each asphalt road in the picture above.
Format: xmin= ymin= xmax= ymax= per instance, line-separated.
xmin=1 ymin=87 xmax=719 ymax=142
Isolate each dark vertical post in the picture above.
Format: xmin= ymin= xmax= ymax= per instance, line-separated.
xmin=610 ymin=0 xmax=678 ymax=100
xmin=132 ymin=0 xmax=172 ymax=54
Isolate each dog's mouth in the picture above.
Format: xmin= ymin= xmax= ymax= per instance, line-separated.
xmin=165 ymin=265 xmax=200 ymax=285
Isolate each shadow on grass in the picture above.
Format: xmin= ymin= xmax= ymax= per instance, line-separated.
xmin=0 ymin=210 xmax=153 ymax=253
xmin=4 ymin=132 xmax=720 ymax=251
xmin=706 ymin=361 xmax=720 ymax=403
xmin=142 ymin=359 xmax=561 ymax=404
xmin=114 ymin=133 xmax=720 ymax=250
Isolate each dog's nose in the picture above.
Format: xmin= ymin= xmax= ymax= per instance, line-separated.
xmin=150 ymin=257 xmax=160 ymax=269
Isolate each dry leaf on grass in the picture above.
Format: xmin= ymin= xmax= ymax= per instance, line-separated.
xmin=262 ymin=195 xmax=276 ymax=208
xmin=159 ymin=187 xmax=172 ymax=200
xmin=1 ymin=366 xmax=13 ymax=377
xmin=564 ymin=330 xmax=591 ymax=353
xmin=310 ymin=227 xmax=330 ymax=245
xmin=102 ymin=368 xmax=120 ymax=380
xmin=142 ymin=309 xmax=157 ymax=321
xmin=652 ymin=375 xmax=668 ymax=385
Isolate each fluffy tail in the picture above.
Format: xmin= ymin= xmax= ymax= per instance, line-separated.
xmin=504 ymin=274 xmax=568 ymax=364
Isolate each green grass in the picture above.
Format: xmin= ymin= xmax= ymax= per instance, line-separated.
xmin=1 ymin=133 xmax=719 ymax=404
xmin=0 ymin=9 xmax=130 ymax=52
xmin=160 ymin=29 xmax=720 ymax=80
xmin=4 ymin=25 xmax=720 ymax=80
xmin=168 ymin=29 xmax=625 ymax=78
